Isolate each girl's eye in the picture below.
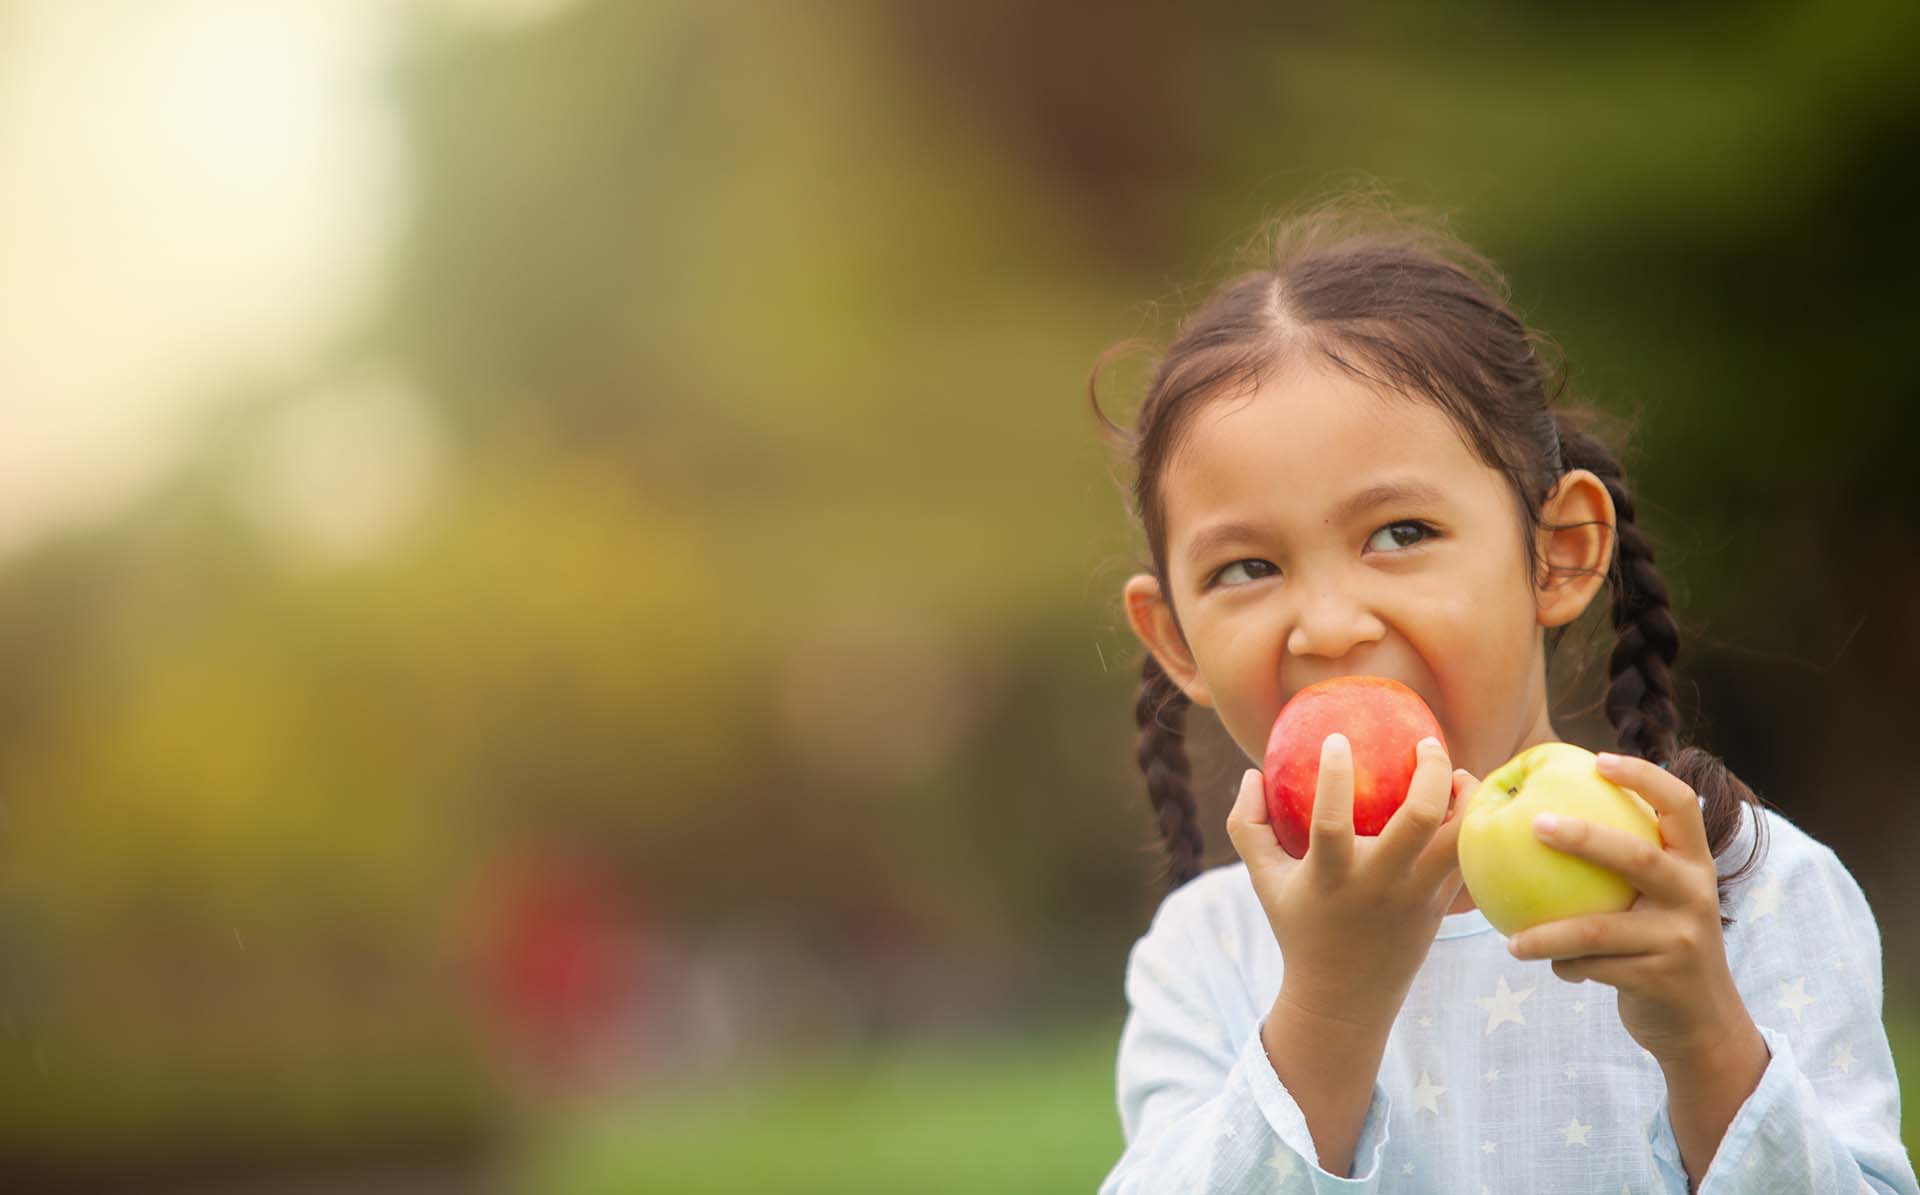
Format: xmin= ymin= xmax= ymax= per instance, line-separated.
xmin=1210 ymin=558 xmax=1278 ymax=588
xmin=1365 ymin=520 xmax=1437 ymax=553
xmin=1208 ymin=521 xmax=1437 ymax=588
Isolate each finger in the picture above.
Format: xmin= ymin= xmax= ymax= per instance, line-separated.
xmin=1306 ymin=733 xmax=1355 ymax=879
xmin=1451 ymin=768 xmax=1478 ymax=819
xmin=1593 ymin=752 xmax=1708 ymax=859
xmin=1530 ymin=815 xmax=1693 ymax=907
xmin=1449 ymin=768 xmax=1477 ymax=820
xmin=1550 ymin=955 xmax=1651 ymax=988
xmin=1376 ymin=736 xmax=1452 ymax=869
xmin=1413 ymin=782 xmax=1469 ymax=893
xmin=1507 ymin=909 xmax=1662 ymax=961
xmin=1405 ymin=768 xmax=1475 ymax=893
xmin=1224 ymin=768 xmax=1294 ymax=869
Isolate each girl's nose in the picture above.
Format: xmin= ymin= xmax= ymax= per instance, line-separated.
xmin=1285 ymin=586 xmax=1387 ymax=659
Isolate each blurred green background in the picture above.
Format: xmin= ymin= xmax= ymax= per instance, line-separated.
xmin=1 ymin=0 xmax=1914 ymax=1189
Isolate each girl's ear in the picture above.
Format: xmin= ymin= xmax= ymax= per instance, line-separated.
xmin=1534 ymin=468 xmax=1617 ymax=628
xmin=1123 ymin=574 xmax=1214 ymax=707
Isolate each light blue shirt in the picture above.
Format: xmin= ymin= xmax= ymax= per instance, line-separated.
xmin=1101 ymin=804 xmax=1915 ymax=1193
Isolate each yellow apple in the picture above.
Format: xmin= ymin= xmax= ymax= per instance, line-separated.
xmin=1456 ymin=742 xmax=1662 ymax=937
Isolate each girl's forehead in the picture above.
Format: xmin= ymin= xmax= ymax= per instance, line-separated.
xmin=1166 ymin=366 xmax=1484 ymax=520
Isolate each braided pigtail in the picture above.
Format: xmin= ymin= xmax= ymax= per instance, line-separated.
xmin=1135 ymin=652 xmax=1204 ymax=892
xmin=1554 ymin=413 xmax=1768 ymax=923
xmin=1551 ymin=416 xmax=1683 ymax=764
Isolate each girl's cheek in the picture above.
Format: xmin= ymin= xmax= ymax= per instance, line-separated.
xmin=1220 ymin=621 xmax=1277 ymax=668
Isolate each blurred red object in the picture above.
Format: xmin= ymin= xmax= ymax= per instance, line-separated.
xmin=472 ymin=844 xmax=646 ymax=1095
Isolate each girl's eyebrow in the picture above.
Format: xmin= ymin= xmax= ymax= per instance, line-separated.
xmin=1329 ymin=477 xmax=1448 ymax=524
xmin=1181 ymin=477 xmax=1448 ymax=568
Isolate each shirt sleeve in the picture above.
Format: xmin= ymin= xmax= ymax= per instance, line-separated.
xmin=1645 ymin=840 xmax=1917 ymax=1194
xmin=1099 ymin=895 xmax=1394 ymax=1194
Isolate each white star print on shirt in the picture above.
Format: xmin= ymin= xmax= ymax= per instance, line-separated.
xmin=1747 ymin=869 xmax=1784 ymax=920
xmin=1475 ymin=975 xmax=1535 ymax=1034
xmin=1215 ymin=925 xmax=1241 ymax=962
xmin=1484 ymin=1066 xmax=1500 ymax=1083
xmin=1481 ymin=1140 xmax=1497 ymax=1155
xmin=1410 ymin=1070 xmax=1447 ymax=1115
xmin=1560 ymin=1116 xmax=1593 ymax=1147
xmin=1265 ymin=1144 xmax=1297 ymax=1180
xmin=1831 ymin=1043 xmax=1857 ymax=1074
xmin=1779 ymin=976 xmax=1815 ymax=1022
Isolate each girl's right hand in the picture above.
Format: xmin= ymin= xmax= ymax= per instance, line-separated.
xmin=1224 ymin=734 xmax=1476 ymax=1031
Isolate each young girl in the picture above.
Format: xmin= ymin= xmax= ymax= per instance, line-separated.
xmin=1089 ymin=200 xmax=1915 ymax=1193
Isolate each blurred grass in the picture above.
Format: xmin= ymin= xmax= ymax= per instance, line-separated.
xmin=508 ymin=1023 xmax=1126 ymax=1195
xmin=518 ymin=1007 xmax=1918 ymax=1192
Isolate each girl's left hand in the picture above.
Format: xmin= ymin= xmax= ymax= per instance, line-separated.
xmin=1504 ymin=752 xmax=1755 ymax=1065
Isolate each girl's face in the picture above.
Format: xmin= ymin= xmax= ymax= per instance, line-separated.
xmin=1123 ymin=355 xmax=1614 ymax=782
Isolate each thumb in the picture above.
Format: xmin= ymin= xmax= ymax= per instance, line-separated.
xmin=1224 ymin=768 xmax=1289 ymax=868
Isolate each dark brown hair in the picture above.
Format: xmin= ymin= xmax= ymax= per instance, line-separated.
xmin=1090 ymin=196 xmax=1767 ymax=923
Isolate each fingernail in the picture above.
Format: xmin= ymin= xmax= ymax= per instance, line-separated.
xmin=1325 ymin=733 xmax=1348 ymax=751
xmin=1533 ymin=813 xmax=1559 ymax=836
xmin=1596 ymin=752 xmax=1623 ymax=767
xmin=1417 ymin=736 xmax=1440 ymax=751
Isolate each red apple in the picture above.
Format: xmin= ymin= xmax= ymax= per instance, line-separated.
xmin=1263 ymin=676 xmax=1446 ymax=859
